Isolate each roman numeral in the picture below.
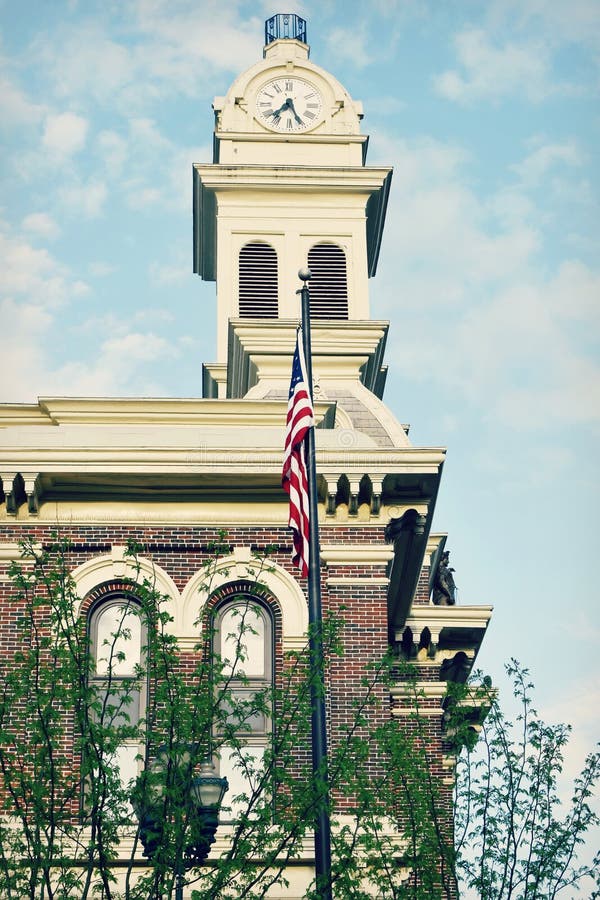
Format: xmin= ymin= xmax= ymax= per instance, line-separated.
xmin=306 ymin=103 xmax=319 ymax=109
xmin=304 ymin=110 xmax=315 ymax=119
xmin=286 ymin=119 xmax=293 ymax=130
xmin=285 ymin=80 xmax=293 ymax=91
xmin=305 ymin=92 xmax=316 ymax=99
xmin=273 ymin=83 xmax=282 ymax=93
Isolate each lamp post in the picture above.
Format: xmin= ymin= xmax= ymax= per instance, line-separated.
xmin=134 ymin=750 xmax=228 ymax=900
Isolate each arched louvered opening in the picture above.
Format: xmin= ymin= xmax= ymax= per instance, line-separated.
xmin=239 ymin=242 xmax=278 ymax=317
xmin=307 ymin=243 xmax=348 ymax=319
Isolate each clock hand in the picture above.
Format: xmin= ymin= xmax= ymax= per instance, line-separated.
xmin=286 ymin=97 xmax=303 ymax=125
xmin=268 ymin=98 xmax=289 ymax=118
xmin=267 ymin=97 xmax=303 ymax=125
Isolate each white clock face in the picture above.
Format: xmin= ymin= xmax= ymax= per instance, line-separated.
xmin=255 ymin=77 xmax=323 ymax=133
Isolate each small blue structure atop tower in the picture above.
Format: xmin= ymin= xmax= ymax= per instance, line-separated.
xmin=265 ymin=13 xmax=307 ymax=45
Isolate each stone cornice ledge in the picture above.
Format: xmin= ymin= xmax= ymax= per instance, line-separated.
xmin=4 ymin=397 xmax=331 ymax=427
xmin=390 ymin=681 xmax=447 ymax=715
xmin=320 ymin=546 xmax=394 ymax=565
xmin=402 ymin=605 xmax=494 ymax=639
xmin=193 ymin=163 xmax=391 ymax=192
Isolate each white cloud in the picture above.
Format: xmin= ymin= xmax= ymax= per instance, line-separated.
xmin=58 ymin=179 xmax=107 ymax=219
xmin=540 ymin=673 xmax=600 ymax=796
xmin=487 ymin=189 xmax=536 ymax=227
xmin=0 ymin=75 xmax=46 ymax=127
xmin=126 ymin=186 xmax=163 ymax=210
xmin=326 ymin=26 xmax=371 ymax=68
xmin=42 ymin=111 xmax=89 ymax=158
xmin=96 ymin=117 xmax=209 ymax=212
xmin=97 ymin=130 xmax=128 ymax=178
xmin=512 ymin=139 xmax=583 ymax=186
xmin=374 ymin=137 xmax=540 ymax=304
xmin=0 ymin=222 xmax=92 ymax=401
xmin=42 ymin=331 xmax=179 ymax=397
xmin=100 ymin=332 xmax=176 ymax=363
xmin=149 ymin=259 xmax=189 ymax=286
xmin=0 ymin=297 xmax=55 ymax=401
xmin=489 ymin=0 xmax=600 ymax=48
xmin=372 ymin=134 xmax=600 ymax=430
xmin=0 ymin=228 xmax=87 ymax=308
xmin=29 ymin=7 xmax=259 ymax=113
xmin=88 ymin=261 xmax=116 ymax=278
xmin=434 ymin=28 xmax=555 ymax=103
xmin=32 ymin=22 xmax=138 ymax=109
xmin=22 ymin=212 xmax=61 ymax=240
xmin=545 ymin=259 xmax=600 ymax=322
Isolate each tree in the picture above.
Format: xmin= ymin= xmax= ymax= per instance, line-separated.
xmin=453 ymin=663 xmax=600 ymax=899
xmin=0 ymin=537 xmax=597 ymax=899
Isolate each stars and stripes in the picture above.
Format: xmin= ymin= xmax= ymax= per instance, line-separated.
xmin=282 ymin=328 xmax=314 ymax=578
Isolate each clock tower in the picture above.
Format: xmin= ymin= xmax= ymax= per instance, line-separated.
xmin=194 ymin=13 xmax=394 ymax=431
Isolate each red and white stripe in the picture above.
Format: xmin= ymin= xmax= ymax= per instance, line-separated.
xmin=282 ymin=330 xmax=314 ymax=578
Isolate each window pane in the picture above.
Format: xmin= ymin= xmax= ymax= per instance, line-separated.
xmin=115 ymin=743 xmax=140 ymax=792
xmin=222 ymin=688 xmax=268 ymax=734
xmin=95 ymin=603 xmax=141 ymax=676
xmin=219 ymin=745 xmax=266 ymax=822
xmin=220 ymin=603 xmax=265 ymax=678
xmin=95 ymin=685 xmax=141 ymax=728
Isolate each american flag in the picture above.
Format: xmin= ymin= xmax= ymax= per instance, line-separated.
xmin=282 ymin=329 xmax=314 ymax=578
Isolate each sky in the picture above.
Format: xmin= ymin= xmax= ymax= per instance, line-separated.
xmin=1 ymin=0 xmax=599 ymax=824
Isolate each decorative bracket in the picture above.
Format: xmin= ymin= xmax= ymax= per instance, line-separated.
xmin=323 ymin=472 xmax=342 ymax=516
xmin=1 ymin=473 xmax=42 ymax=515
xmin=24 ymin=475 xmax=42 ymax=515
xmin=348 ymin=480 xmax=360 ymax=516
xmin=2 ymin=473 xmax=20 ymax=515
xmin=370 ymin=479 xmax=382 ymax=515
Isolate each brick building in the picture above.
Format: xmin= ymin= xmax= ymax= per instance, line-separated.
xmin=0 ymin=14 xmax=491 ymax=899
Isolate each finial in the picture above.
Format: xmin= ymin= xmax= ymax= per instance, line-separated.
xmin=265 ymin=13 xmax=307 ymax=46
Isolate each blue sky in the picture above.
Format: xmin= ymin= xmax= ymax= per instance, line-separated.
xmin=1 ymin=0 xmax=599 ymax=796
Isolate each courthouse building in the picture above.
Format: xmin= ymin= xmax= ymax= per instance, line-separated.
xmin=0 ymin=14 xmax=492 ymax=898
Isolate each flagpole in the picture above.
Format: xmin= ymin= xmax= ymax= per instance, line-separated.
xmin=298 ymin=267 xmax=333 ymax=900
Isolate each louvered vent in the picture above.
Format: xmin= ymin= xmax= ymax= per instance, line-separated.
xmin=307 ymin=244 xmax=348 ymax=319
xmin=239 ymin=242 xmax=278 ymax=318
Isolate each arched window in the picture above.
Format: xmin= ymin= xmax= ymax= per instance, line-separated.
xmin=238 ymin=242 xmax=278 ymax=317
xmin=213 ymin=593 xmax=273 ymax=820
xmin=87 ymin=595 xmax=145 ymax=806
xmin=307 ymin=243 xmax=348 ymax=319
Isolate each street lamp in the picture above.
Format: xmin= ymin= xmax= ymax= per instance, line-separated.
xmin=134 ymin=749 xmax=228 ymax=900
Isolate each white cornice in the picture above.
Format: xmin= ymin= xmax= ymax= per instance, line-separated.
xmin=390 ymin=682 xmax=448 ymax=716
xmin=0 ymin=397 xmax=332 ymax=428
xmin=215 ymin=132 xmax=367 ymax=147
xmin=193 ymin=163 xmax=391 ymax=193
xmin=227 ymin=318 xmax=389 ymax=398
xmin=402 ymin=606 xmax=494 ymax=639
xmin=0 ymin=444 xmax=446 ymax=474
xmin=320 ymin=546 xmax=394 ymax=565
